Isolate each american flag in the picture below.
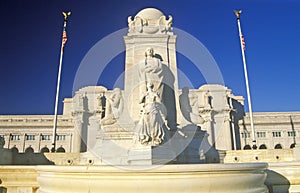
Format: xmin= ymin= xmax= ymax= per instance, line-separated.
xmin=241 ymin=35 xmax=246 ymax=51
xmin=62 ymin=30 xmax=67 ymax=50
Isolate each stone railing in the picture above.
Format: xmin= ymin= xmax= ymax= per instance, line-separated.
xmin=224 ymin=149 xmax=295 ymax=163
xmin=224 ymin=148 xmax=300 ymax=193
xmin=0 ymin=166 xmax=39 ymax=193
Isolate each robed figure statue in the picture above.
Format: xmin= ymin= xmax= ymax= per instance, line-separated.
xmin=135 ymin=82 xmax=169 ymax=146
xmin=138 ymin=47 xmax=164 ymax=97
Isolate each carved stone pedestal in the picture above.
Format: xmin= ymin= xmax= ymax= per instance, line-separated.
xmin=128 ymin=142 xmax=176 ymax=165
xmin=83 ymin=123 xmax=135 ymax=165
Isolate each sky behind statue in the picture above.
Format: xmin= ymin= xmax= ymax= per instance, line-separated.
xmin=0 ymin=0 xmax=299 ymax=114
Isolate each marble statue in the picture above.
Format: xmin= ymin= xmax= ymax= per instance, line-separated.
xmin=101 ymin=88 xmax=123 ymax=125
xmin=179 ymin=87 xmax=204 ymax=125
xmin=127 ymin=9 xmax=173 ymax=35
xmin=138 ymin=47 xmax=164 ymax=96
xmin=137 ymin=47 xmax=177 ymax=130
xmin=127 ymin=16 xmax=145 ymax=34
xmin=158 ymin=15 xmax=172 ymax=33
xmin=135 ymin=82 xmax=168 ymax=146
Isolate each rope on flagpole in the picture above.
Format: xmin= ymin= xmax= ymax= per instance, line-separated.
xmin=234 ymin=10 xmax=257 ymax=150
xmin=51 ymin=11 xmax=71 ymax=152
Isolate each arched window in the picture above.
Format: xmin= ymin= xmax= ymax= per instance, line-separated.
xmin=25 ymin=147 xmax=34 ymax=153
xmin=259 ymin=144 xmax=267 ymax=149
xmin=41 ymin=147 xmax=50 ymax=153
xmin=0 ymin=187 xmax=7 ymax=192
xmin=11 ymin=146 xmax=19 ymax=153
xmin=56 ymin=146 xmax=66 ymax=153
xmin=243 ymin=145 xmax=251 ymax=150
xmin=275 ymin=144 xmax=282 ymax=149
xmin=290 ymin=143 xmax=296 ymax=148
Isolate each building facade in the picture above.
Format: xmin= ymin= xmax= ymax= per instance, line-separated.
xmin=0 ymin=84 xmax=299 ymax=153
xmin=0 ymin=7 xmax=299 ymax=154
xmin=0 ymin=115 xmax=74 ymax=153
xmin=239 ymin=112 xmax=300 ymax=150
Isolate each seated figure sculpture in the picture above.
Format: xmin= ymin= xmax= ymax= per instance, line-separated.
xmin=135 ymin=82 xmax=169 ymax=146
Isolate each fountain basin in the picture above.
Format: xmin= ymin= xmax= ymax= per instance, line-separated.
xmin=37 ymin=163 xmax=268 ymax=193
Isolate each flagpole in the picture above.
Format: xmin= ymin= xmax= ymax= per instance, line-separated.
xmin=234 ymin=10 xmax=257 ymax=149
xmin=51 ymin=11 xmax=71 ymax=152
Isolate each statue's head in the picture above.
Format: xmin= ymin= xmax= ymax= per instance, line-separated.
xmin=145 ymin=47 xmax=154 ymax=57
xmin=112 ymin=88 xmax=122 ymax=96
xmin=182 ymin=87 xmax=189 ymax=94
xmin=146 ymin=82 xmax=154 ymax=91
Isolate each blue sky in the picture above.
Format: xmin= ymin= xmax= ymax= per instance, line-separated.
xmin=0 ymin=0 xmax=299 ymax=114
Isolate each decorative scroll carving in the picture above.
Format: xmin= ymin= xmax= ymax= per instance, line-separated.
xmin=158 ymin=15 xmax=172 ymax=33
xmin=127 ymin=15 xmax=173 ymax=35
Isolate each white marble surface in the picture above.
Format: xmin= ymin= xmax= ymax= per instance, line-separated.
xmin=36 ymin=163 xmax=268 ymax=193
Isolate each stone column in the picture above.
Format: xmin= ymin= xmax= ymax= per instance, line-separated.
xmin=4 ymin=133 xmax=10 ymax=149
xmin=222 ymin=113 xmax=233 ymax=150
xmin=202 ymin=113 xmax=213 ymax=146
xmin=22 ymin=133 xmax=26 ymax=152
xmin=72 ymin=116 xmax=83 ymax=153
xmin=37 ymin=133 xmax=41 ymax=152
xmin=213 ymin=108 xmax=233 ymax=151
xmin=87 ymin=115 xmax=101 ymax=151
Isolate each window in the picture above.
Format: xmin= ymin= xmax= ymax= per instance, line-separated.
xmin=241 ymin=132 xmax=250 ymax=138
xmin=243 ymin=145 xmax=251 ymax=150
xmin=25 ymin=147 xmax=34 ymax=153
xmin=290 ymin=143 xmax=296 ymax=148
xmin=11 ymin=146 xmax=19 ymax=153
xmin=10 ymin=135 xmax=20 ymax=141
xmin=56 ymin=135 xmax=66 ymax=141
xmin=41 ymin=147 xmax=50 ymax=153
xmin=259 ymin=144 xmax=267 ymax=149
xmin=26 ymin=135 xmax=35 ymax=140
xmin=257 ymin=132 xmax=266 ymax=138
xmin=41 ymin=135 xmax=51 ymax=141
xmin=275 ymin=144 xmax=283 ymax=149
xmin=56 ymin=146 xmax=66 ymax=153
xmin=288 ymin=131 xmax=296 ymax=137
xmin=272 ymin=132 xmax=281 ymax=137
xmin=0 ymin=187 xmax=7 ymax=192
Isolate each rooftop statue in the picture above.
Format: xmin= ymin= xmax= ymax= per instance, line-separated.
xmin=127 ymin=8 xmax=173 ymax=35
xmin=101 ymin=88 xmax=124 ymax=125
